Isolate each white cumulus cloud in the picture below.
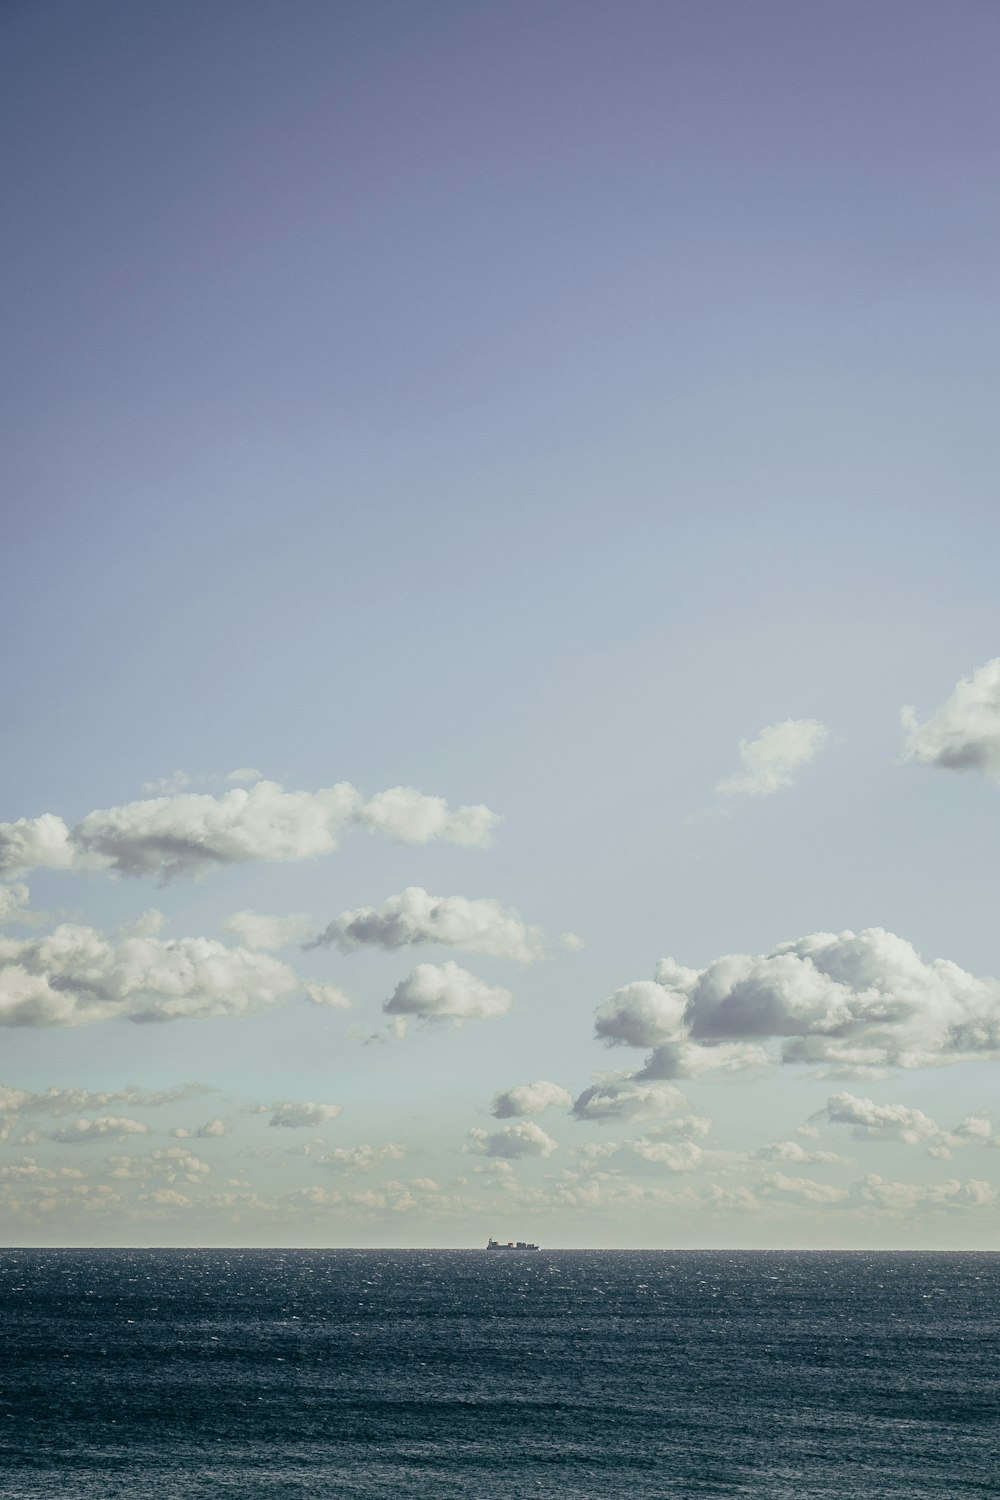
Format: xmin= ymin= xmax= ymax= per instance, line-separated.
xmin=465 ymin=1121 xmax=559 ymax=1159
xmin=822 ymin=1091 xmax=943 ymax=1145
xmin=310 ymin=887 xmax=542 ymax=962
xmin=491 ymin=1080 xmax=573 ymax=1118
xmin=304 ymin=981 xmax=353 ymax=1010
xmin=596 ymin=928 xmax=1000 ymax=1077
xmin=0 ymin=923 xmax=299 ymax=1027
xmin=901 ymin=659 xmax=1000 ymax=779
xmin=0 ymin=882 xmax=32 ymax=925
xmin=73 ymin=780 xmax=362 ymax=879
xmin=355 ymin=787 xmax=498 ymax=848
xmin=0 ymin=815 xmax=75 ymax=878
xmin=1 ymin=779 xmax=500 ymax=883
xmin=572 ymin=1078 xmax=688 ymax=1123
xmin=715 ymin=718 xmax=828 ymax=798
xmin=383 ymin=962 xmax=513 ymax=1029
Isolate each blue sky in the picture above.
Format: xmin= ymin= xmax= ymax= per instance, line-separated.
xmin=3 ymin=0 xmax=1000 ymax=1246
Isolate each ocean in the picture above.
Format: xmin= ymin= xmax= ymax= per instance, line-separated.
xmin=0 ymin=1249 xmax=996 ymax=1497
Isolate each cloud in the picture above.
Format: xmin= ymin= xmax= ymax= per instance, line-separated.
xmin=821 ymin=1091 xmax=944 ymax=1145
xmin=171 ymin=1119 xmax=227 ymax=1139
xmin=50 ymin=1115 xmax=150 ymax=1143
xmin=2 ymin=779 xmax=500 ymax=883
xmin=0 ymin=882 xmax=32 ymax=925
xmin=0 ymin=923 xmax=299 ymax=1027
xmin=266 ymin=1101 xmax=343 ymax=1129
xmin=222 ymin=910 xmax=313 ymax=951
xmin=644 ymin=1114 xmax=714 ymax=1141
xmin=571 ymin=1078 xmax=687 ymax=1123
xmin=852 ymin=1173 xmax=996 ymax=1211
xmin=901 ymin=659 xmax=1000 ymax=778
xmin=594 ymin=980 xmax=690 ymax=1049
xmin=626 ymin=1139 xmax=738 ymax=1173
xmin=596 ymin=928 xmax=1000 ymax=1076
xmin=818 ymin=1091 xmax=1000 ymax=1159
xmin=355 ymin=788 xmax=498 ymax=848
xmin=0 ymin=1158 xmax=84 ymax=1182
xmin=0 ymin=815 xmax=74 ymax=878
xmin=73 ymin=780 xmax=362 ymax=879
xmin=303 ymin=981 xmax=353 ymax=1010
xmin=752 ymin=1139 xmax=845 ymax=1165
xmin=109 ymin=1148 xmax=211 ymax=1183
xmin=321 ymin=1143 xmax=407 ymax=1172
xmin=142 ymin=1188 xmax=192 ymax=1207
xmin=760 ymin=1173 xmax=849 ymax=1205
xmin=491 ymin=1080 xmax=573 ymax=1118
xmin=465 ymin=1122 xmax=559 ymax=1159
xmin=120 ymin=909 xmax=166 ymax=938
xmin=309 ymin=887 xmax=542 ymax=962
xmin=715 ymin=718 xmax=828 ymax=797
xmin=0 ymin=1082 xmax=206 ymax=1115
xmin=141 ymin=771 xmax=196 ymax=794
xmin=383 ymin=962 xmax=513 ymax=1029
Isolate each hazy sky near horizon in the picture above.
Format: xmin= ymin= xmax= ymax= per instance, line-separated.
xmin=3 ymin=0 xmax=1000 ymax=1247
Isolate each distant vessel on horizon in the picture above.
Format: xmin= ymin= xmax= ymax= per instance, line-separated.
xmin=486 ymin=1236 xmax=539 ymax=1251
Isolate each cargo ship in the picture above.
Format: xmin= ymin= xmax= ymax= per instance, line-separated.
xmin=486 ymin=1237 xmax=539 ymax=1251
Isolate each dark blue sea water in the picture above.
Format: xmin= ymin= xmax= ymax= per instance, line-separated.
xmin=0 ymin=1249 xmax=997 ymax=1498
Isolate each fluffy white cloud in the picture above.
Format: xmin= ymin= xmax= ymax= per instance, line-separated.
xmin=50 ymin=1115 xmax=150 ymax=1143
xmin=74 ymin=780 xmax=362 ymax=879
xmin=1 ymin=779 xmax=500 ymax=882
xmin=822 ymin=1091 xmax=943 ymax=1145
xmin=901 ymin=659 xmax=1000 ymax=778
xmin=355 ymin=788 xmax=498 ymax=848
xmin=596 ymin=928 xmax=1000 ymax=1076
xmin=465 ymin=1122 xmax=559 ymax=1159
xmin=0 ymin=882 xmax=32 ymax=924
xmin=595 ymin=979 xmax=692 ymax=1049
xmin=310 ymin=887 xmax=542 ymax=962
xmin=492 ymin=1080 xmax=573 ymax=1118
xmin=267 ymin=1101 xmax=343 ymax=1129
xmin=818 ymin=1092 xmax=1000 ymax=1159
xmin=383 ymin=962 xmax=513 ymax=1028
xmin=626 ymin=1139 xmax=736 ymax=1173
xmin=572 ymin=1078 xmax=687 ymax=1123
xmin=0 ymin=923 xmax=299 ymax=1027
xmin=0 ymin=815 xmax=74 ymax=877
xmin=222 ymin=910 xmax=313 ymax=951
xmin=715 ymin=718 xmax=828 ymax=797
xmin=303 ymin=981 xmax=353 ymax=1010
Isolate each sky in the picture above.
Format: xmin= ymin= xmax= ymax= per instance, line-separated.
xmin=2 ymin=0 xmax=1000 ymax=1248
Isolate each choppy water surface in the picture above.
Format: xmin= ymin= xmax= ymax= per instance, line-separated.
xmin=0 ymin=1249 xmax=997 ymax=1497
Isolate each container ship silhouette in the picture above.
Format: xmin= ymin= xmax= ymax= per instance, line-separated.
xmin=486 ymin=1236 xmax=539 ymax=1251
